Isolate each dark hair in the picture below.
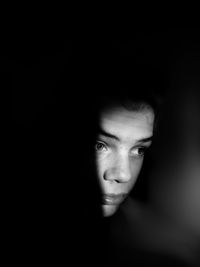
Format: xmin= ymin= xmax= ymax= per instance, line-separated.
xmin=89 ymin=60 xmax=165 ymax=130
xmin=91 ymin=85 xmax=162 ymax=137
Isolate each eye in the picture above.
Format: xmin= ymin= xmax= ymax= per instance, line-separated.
xmin=95 ymin=141 xmax=107 ymax=152
xmin=130 ymin=146 xmax=147 ymax=157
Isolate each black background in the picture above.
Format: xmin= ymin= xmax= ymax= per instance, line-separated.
xmin=9 ymin=31 xmax=200 ymax=265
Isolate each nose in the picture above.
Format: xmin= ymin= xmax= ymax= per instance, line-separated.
xmin=103 ymin=155 xmax=132 ymax=183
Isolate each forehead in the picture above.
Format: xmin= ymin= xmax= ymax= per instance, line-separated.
xmin=99 ymin=106 xmax=155 ymax=141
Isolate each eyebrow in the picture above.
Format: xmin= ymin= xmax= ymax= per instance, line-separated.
xmin=136 ymin=136 xmax=153 ymax=144
xmin=98 ymin=128 xmax=120 ymax=141
xmin=98 ymin=128 xmax=153 ymax=143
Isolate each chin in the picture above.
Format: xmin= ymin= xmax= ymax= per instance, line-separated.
xmin=102 ymin=204 xmax=118 ymax=217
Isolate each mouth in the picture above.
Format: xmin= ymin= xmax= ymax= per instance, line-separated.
xmin=102 ymin=193 xmax=127 ymax=205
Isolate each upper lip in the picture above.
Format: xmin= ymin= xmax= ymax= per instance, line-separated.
xmin=102 ymin=193 xmax=127 ymax=205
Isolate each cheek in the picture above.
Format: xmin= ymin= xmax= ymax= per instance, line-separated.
xmin=95 ymin=156 xmax=109 ymax=179
xmin=128 ymin=160 xmax=144 ymax=183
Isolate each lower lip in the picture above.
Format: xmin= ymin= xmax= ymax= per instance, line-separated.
xmin=102 ymin=194 xmax=126 ymax=205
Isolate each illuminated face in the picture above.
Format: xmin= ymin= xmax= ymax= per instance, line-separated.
xmin=95 ymin=105 xmax=154 ymax=217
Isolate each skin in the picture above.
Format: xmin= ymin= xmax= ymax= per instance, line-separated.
xmin=95 ymin=104 xmax=155 ymax=217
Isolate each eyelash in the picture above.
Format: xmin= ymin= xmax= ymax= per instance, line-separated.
xmin=129 ymin=146 xmax=147 ymax=158
xmin=95 ymin=141 xmax=148 ymax=157
xmin=95 ymin=141 xmax=108 ymax=152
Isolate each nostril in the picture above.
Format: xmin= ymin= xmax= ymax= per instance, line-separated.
xmin=104 ymin=168 xmax=131 ymax=183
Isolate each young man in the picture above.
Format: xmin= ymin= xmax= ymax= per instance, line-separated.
xmin=93 ymin=92 xmax=157 ymax=217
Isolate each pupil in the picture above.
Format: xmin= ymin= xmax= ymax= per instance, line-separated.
xmin=138 ymin=148 xmax=144 ymax=155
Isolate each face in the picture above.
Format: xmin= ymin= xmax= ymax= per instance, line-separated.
xmin=95 ymin=104 xmax=154 ymax=217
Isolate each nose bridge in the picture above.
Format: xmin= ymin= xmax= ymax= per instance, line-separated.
xmin=105 ymin=150 xmax=132 ymax=183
